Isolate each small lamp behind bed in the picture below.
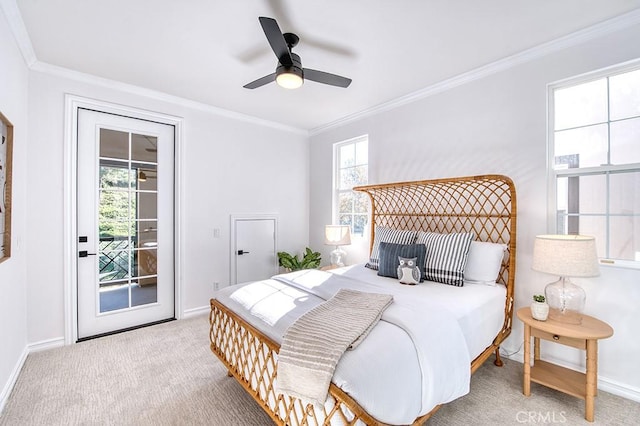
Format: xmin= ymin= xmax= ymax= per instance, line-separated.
xmin=325 ymin=225 xmax=351 ymax=267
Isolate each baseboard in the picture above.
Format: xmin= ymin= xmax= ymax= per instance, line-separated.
xmin=27 ymin=337 xmax=65 ymax=353
xmin=599 ymin=376 xmax=640 ymax=403
xmin=503 ymin=350 xmax=640 ymax=403
xmin=0 ymin=346 xmax=28 ymax=414
xmin=183 ymin=305 xmax=210 ymax=318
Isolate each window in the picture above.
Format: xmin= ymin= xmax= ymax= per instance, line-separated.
xmin=334 ymin=136 xmax=368 ymax=237
xmin=549 ymin=63 xmax=640 ymax=265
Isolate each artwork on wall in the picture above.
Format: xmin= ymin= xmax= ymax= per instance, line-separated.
xmin=0 ymin=111 xmax=13 ymax=263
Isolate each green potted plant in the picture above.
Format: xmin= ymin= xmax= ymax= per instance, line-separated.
xmin=531 ymin=294 xmax=549 ymax=321
xmin=277 ymin=247 xmax=322 ymax=271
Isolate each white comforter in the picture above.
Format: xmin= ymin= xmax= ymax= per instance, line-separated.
xmin=215 ymin=267 xmax=475 ymax=424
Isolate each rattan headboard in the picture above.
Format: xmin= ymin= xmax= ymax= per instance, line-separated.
xmin=353 ymin=174 xmax=517 ymax=297
xmin=354 ymin=174 xmax=517 ymax=370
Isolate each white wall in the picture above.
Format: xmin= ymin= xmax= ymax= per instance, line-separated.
xmin=309 ymin=23 xmax=640 ymax=398
xmin=24 ymin=71 xmax=309 ymax=343
xmin=0 ymin=4 xmax=29 ymax=410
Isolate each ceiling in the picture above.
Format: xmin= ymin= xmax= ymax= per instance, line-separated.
xmin=13 ymin=0 xmax=640 ymax=131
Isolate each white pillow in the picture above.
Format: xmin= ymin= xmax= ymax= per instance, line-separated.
xmin=463 ymin=241 xmax=507 ymax=286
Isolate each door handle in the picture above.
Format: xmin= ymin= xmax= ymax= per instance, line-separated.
xmin=237 ymin=250 xmax=250 ymax=255
xmin=78 ymin=250 xmax=97 ymax=258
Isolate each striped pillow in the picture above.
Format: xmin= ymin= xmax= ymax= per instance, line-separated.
xmin=365 ymin=226 xmax=417 ymax=270
xmin=416 ymin=231 xmax=474 ymax=286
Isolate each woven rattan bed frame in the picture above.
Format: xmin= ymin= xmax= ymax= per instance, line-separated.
xmin=210 ymin=174 xmax=517 ymax=425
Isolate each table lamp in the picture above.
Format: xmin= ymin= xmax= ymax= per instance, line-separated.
xmin=324 ymin=225 xmax=351 ymax=267
xmin=532 ymin=234 xmax=599 ymax=324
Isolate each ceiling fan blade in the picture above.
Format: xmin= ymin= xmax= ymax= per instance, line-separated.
xmin=266 ymin=0 xmax=293 ymax=30
xmin=243 ymin=73 xmax=276 ymax=89
xmin=259 ymin=17 xmax=293 ymax=67
xmin=303 ymin=68 xmax=352 ymax=88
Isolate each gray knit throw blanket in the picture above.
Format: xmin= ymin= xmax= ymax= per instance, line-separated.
xmin=275 ymin=288 xmax=393 ymax=406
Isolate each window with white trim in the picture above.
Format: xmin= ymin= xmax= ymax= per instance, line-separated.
xmin=549 ymin=63 xmax=640 ymax=265
xmin=334 ymin=136 xmax=368 ymax=236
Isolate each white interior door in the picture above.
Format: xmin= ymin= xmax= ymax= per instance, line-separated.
xmin=77 ymin=108 xmax=175 ymax=339
xmin=232 ymin=217 xmax=278 ymax=284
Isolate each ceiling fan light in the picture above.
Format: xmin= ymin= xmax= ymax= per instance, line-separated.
xmin=276 ymin=68 xmax=303 ymax=89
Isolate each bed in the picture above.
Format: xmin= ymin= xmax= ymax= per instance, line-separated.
xmin=209 ymin=174 xmax=517 ymax=425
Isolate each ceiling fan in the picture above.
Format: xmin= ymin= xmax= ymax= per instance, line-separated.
xmin=244 ymin=17 xmax=352 ymax=90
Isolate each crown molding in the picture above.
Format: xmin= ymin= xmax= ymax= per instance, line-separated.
xmin=310 ymin=8 xmax=640 ymax=136
xmin=30 ymin=61 xmax=308 ymax=135
xmin=0 ymin=0 xmax=37 ymax=66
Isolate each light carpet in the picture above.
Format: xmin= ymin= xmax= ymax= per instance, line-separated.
xmin=1 ymin=314 xmax=638 ymax=425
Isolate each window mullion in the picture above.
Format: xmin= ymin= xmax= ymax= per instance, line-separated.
xmin=606 ymin=76 xmax=611 ymax=166
xmin=604 ymin=77 xmax=612 ymax=259
xmin=605 ymin=172 xmax=611 ymax=258
xmin=555 ymin=163 xmax=640 ymax=177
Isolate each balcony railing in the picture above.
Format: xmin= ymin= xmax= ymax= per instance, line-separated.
xmin=99 ymin=236 xmax=133 ymax=283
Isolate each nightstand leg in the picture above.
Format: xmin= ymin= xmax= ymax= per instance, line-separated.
xmin=585 ymin=339 xmax=598 ymax=422
xmin=533 ymin=337 xmax=540 ymax=361
xmin=523 ymin=323 xmax=531 ymax=396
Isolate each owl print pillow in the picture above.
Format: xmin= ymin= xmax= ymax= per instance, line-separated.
xmin=377 ymin=242 xmax=427 ymax=282
xmin=397 ymin=256 xmax=421 ymax=285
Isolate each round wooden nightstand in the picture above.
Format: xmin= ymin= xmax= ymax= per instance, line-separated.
xmin=517 ymin=307 xmax=613 ymax=422
xmin=320 ymin=265 xmax=339 ymax=271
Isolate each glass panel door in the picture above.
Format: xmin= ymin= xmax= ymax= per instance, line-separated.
xmin=77 ymin=109 xmax=174 ymax=339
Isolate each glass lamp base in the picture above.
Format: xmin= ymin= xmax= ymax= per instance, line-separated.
xmin=544 ymin=276 xmax=586 ymax=325
xmin=330 ymin=247 xmax=346 ymax=267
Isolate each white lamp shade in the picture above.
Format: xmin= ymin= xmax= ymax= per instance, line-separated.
xmin=324 ymin=225 xmax=351 ymax=246
xmin=532 ymin=234 xmax=599 ymax=277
